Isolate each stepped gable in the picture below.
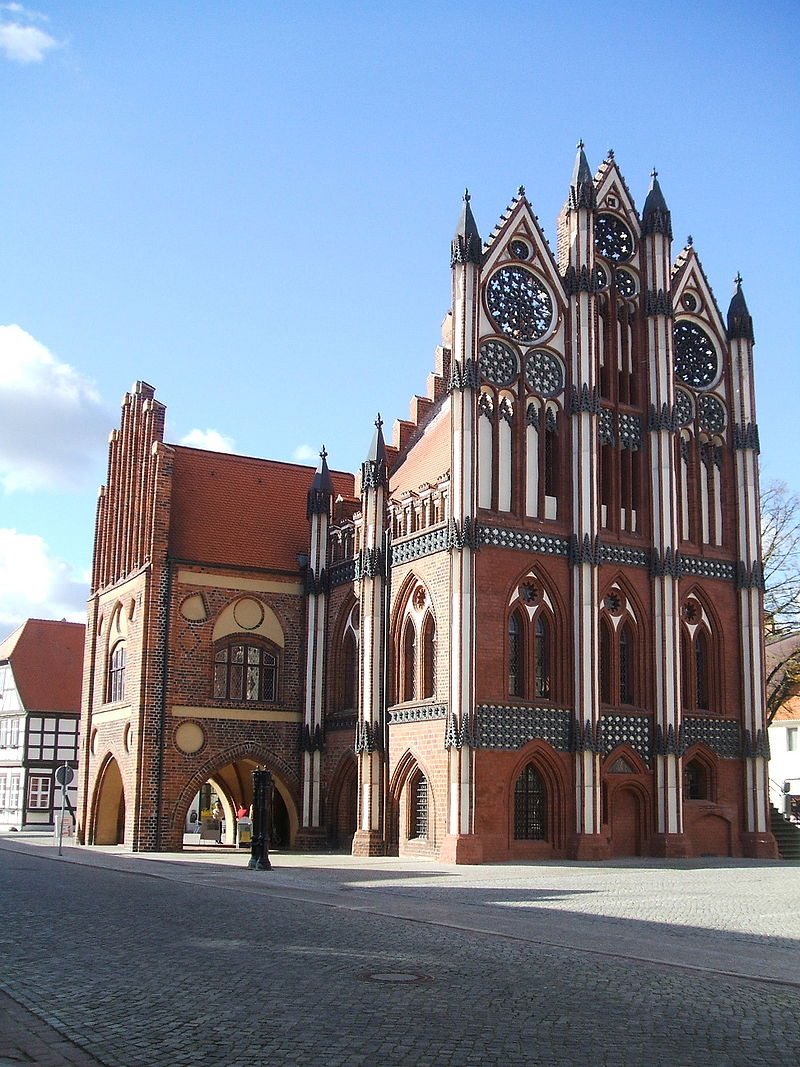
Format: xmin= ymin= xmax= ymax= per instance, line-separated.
xmin=389 ymin=400 xmax=451 ymax=500
xmin=168 ymin=446 xmax=354 ymax=572
xmin=0 ymin=619 xmax=85 ymax=713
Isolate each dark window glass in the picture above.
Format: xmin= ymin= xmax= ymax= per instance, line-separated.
xmin=619 ymin=624 xmax=633 ymax=705
xmin=695 ymin=631 xmax=709 ymax=710
xmin=685 ymin=759 xmax=707 ymax=800
xmin=509 ymin=612 xmax=523 ymax=697
xmin=422 ymin=615 xmax=436 ymax=699
xmin=402 ymin=620 xmax=416 ymax=702
xmin=514 ymin=764 xmax=547 ymax=840
xmin=214 ymin=643 xmax=276 ymax=702
xmin=412 ymin=774 xmax=428 ymax=838
xmin=599 ymin=622 xmax=612 ymax=704
xmin=342 ymin=631 xmax=357 ymax=711
xmin=534 ymin=615 xmax=550 ymax=698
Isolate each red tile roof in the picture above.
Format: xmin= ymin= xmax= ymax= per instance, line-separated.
xmin=389 ymin=401 xmax=451 ymax=499
xmin=0 ymin=619 xmax=85 ymax=714
xmin=168 ymin=447 xmax=355 ymax=573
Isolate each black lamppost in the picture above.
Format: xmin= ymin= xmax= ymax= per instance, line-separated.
xmin=248 ymin=768 xmax=273 ymax=870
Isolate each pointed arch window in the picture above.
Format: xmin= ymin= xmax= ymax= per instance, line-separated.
xmin=342 ymin=629 xmax=358 ymax=712
xmin=599 ymin=609 xmax=636 ymax=707
xmin=410 ymin=772 xmax=428 ymax=839
xmin=695 ymin=629 xmax=710 ymax=711
xmin=421 ymin=614 xmax=436 ymax=699
xmin=401 ymin=618 xmax=417 ymax=703
xmin=599 ymin=620 xmax=612 ymax=705
xmin=685 ymin=758 xmax=709 ymax=800
xmin=514 ymin=764 xmax=547 ymax=840
xmin=107 ymin=642 xmax=126 ymax=704
xmin=508 ymin=611 xmax=524 ymax=697
xmin=534 ymin=615 xmax=550 ymax=698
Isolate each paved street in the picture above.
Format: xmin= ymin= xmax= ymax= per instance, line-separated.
xmin=0 ymin=837 xmax=798 ymax=1066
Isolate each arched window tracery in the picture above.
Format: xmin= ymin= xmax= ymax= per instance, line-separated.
xmin=514 ymin=764 xmax=547 ymax=840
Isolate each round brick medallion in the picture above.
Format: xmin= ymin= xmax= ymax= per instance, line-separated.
xmin=175 ymin=722 xmax=205 ymax=755
xmin=233 ymin=597 xmax=265 ymax=630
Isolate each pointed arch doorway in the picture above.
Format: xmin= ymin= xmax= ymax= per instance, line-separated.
xmin=93 ymin=757 xmax=126 ymax=845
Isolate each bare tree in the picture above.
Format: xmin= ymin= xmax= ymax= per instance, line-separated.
xmin=761 ymin=480 xmax=800 ymax=724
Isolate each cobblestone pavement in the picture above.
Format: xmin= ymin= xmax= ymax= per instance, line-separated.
xmin=0 ymin=837 xmax=798 ymax=1066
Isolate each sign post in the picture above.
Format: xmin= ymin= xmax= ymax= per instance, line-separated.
xmin=54 ymin=763 xmax=75 ymax=857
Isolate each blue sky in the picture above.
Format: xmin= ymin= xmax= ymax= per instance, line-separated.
xmin=0 ymin=0 xmax=798 ymax=633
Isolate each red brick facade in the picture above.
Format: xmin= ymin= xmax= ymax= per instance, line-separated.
xmin=78 ymin=151 xmax=777 ymax=861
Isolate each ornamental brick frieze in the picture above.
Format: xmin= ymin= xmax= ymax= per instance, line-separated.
xmin=600 ymin=544 xmax=650 ymax=569
xmin=679 ymin=556 xmax=736 ymax=582
xmin=475 ymin=705 xmax=572 ymax=751
xmin=570 ymin=382 xmax=601 ymax=415
xmin=448 ymin=358 xmax=480 ymax=392
xmin=300 ymin=723 xmax=324 ymax=752
xmin=599 ymin=714 xmax=652 ymax=762
xmin=328 ymin=558 xmax=356 ymax=588
xmin=354 ymin=720 xmax=383 ymax=754
xmin=388 ymin=703 xmax=448 ymax=724
xmin=736 ymin=560 xmax=765 ymax=591
xmin=390 ymin=526 xmax=449 ymax=567
xmin=444 ymin=711 xmax=476 ymax=749
xmin=354 ymin=547 xmax=384 ymax=580
xmin=733 ymin=422 xmax=760 ymax=452
xmin=326 ymin=715 xmax=357 ymax=731
xmin=644 ymin=289 xmax=674 ymax=317
xmin=478 ymin=525 xmax=569 ymax=558
xmin=569 ymin=533 xmax=602 ymax=567
xmin=683 ymin=717 xmax=740 ymax=758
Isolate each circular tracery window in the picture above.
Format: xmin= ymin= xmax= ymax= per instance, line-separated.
xmin=698 ymin=395 xmax=726 ymax=434
xmin=674 ymin=320 xmax=719 ymax=389
xmin=615 ymin=269 xmax=636 ymax=297
xmin=479 ymin=339 xmax=518 ymax=386
xmin=524 ymin=350 xmax=563 ymax=397
xmin=486 ymin=266 xmax=553 ymax=343
xmin=595 ymin=214 xmax=634 ymax=262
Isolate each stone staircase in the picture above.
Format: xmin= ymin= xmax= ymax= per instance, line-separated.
xmin=770 ymin=804 xmax=800 ymax=860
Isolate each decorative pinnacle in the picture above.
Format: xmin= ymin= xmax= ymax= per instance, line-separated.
xmin=651 ymin=168 xmax=658 ymax=179
xmin=320 ymin=445 xmax=328 ymax=460
xmin=577 ymin=138 xmax=584 ymax=150
xmin=464 ymin=188 xmax=470 ymax=202
xmin=734 ymin=271 xmax=743 ymax=287
xmin=375 ymin=413 xmax=383 ymax=431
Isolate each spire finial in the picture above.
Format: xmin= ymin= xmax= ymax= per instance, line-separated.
xmin=463 ymin=188 xmax=470 ymax=202
xmin=734 ymin=271 xmax=743 ymax=287
xmin=375 ymin=413 xmax=383 ymax=432
xmin=607 ymin=147 xmax=615 ymax=160
xmin=577 ymin=138 xmax=584 ymax=150
xmin=687 ymin=235 xmax=693 ymax=247
xmin=518 ymin=184 xmax=525 ymax=197
xmin=320 ymin=445 xmax=328 ymax=460
xmin=651 ymin=167 xmax=658 ymax=180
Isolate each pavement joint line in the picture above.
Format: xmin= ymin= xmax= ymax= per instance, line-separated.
xmin=3 ymin=838 xmax=797 ymax=991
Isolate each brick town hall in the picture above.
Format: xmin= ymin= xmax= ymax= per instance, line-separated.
xmin=77 ymin=145 xmax=777 ymax=861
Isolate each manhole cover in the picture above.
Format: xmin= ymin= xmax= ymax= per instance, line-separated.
xmin=364 ymin=971 xmax=433 ymax=984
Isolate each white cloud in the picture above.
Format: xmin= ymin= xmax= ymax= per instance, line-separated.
xmin=292 ymin=444 xmax=318 ymax=462
xmin=179 ymin=428 xmax=235 ymax=453
xmin=0 ymin=5 xmax=60 ymax=64
xmin=0 ymin=529 xmax=88 ymax=635
xmin=0 ymin=325 xmax=110 ymax=492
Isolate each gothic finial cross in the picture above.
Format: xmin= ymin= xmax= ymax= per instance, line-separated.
xmin=651 ymin=167 xmax=658 ymax=180
xmin=375 ymin=413 xmax=383 ymax=431
xmin=463 ymin=188 xmax=470 ymax=203
xmin=518 ymin=185 xmax=525 ymax=197
xmin=319 ymin=445 xmax=328 ymax=461
xmin=607 ymin=147 xmax=615 ymax=160
xmin=734 ymin=271 xmax=743 ymax=287
xmin=687 ymin=234 xmax=693 ymax=246
xmin=577 ymin=138 xmax=584 ymax=150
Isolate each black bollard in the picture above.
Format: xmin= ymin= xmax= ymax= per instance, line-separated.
xmin=248 ymin=768 xmax=273 ymax=870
